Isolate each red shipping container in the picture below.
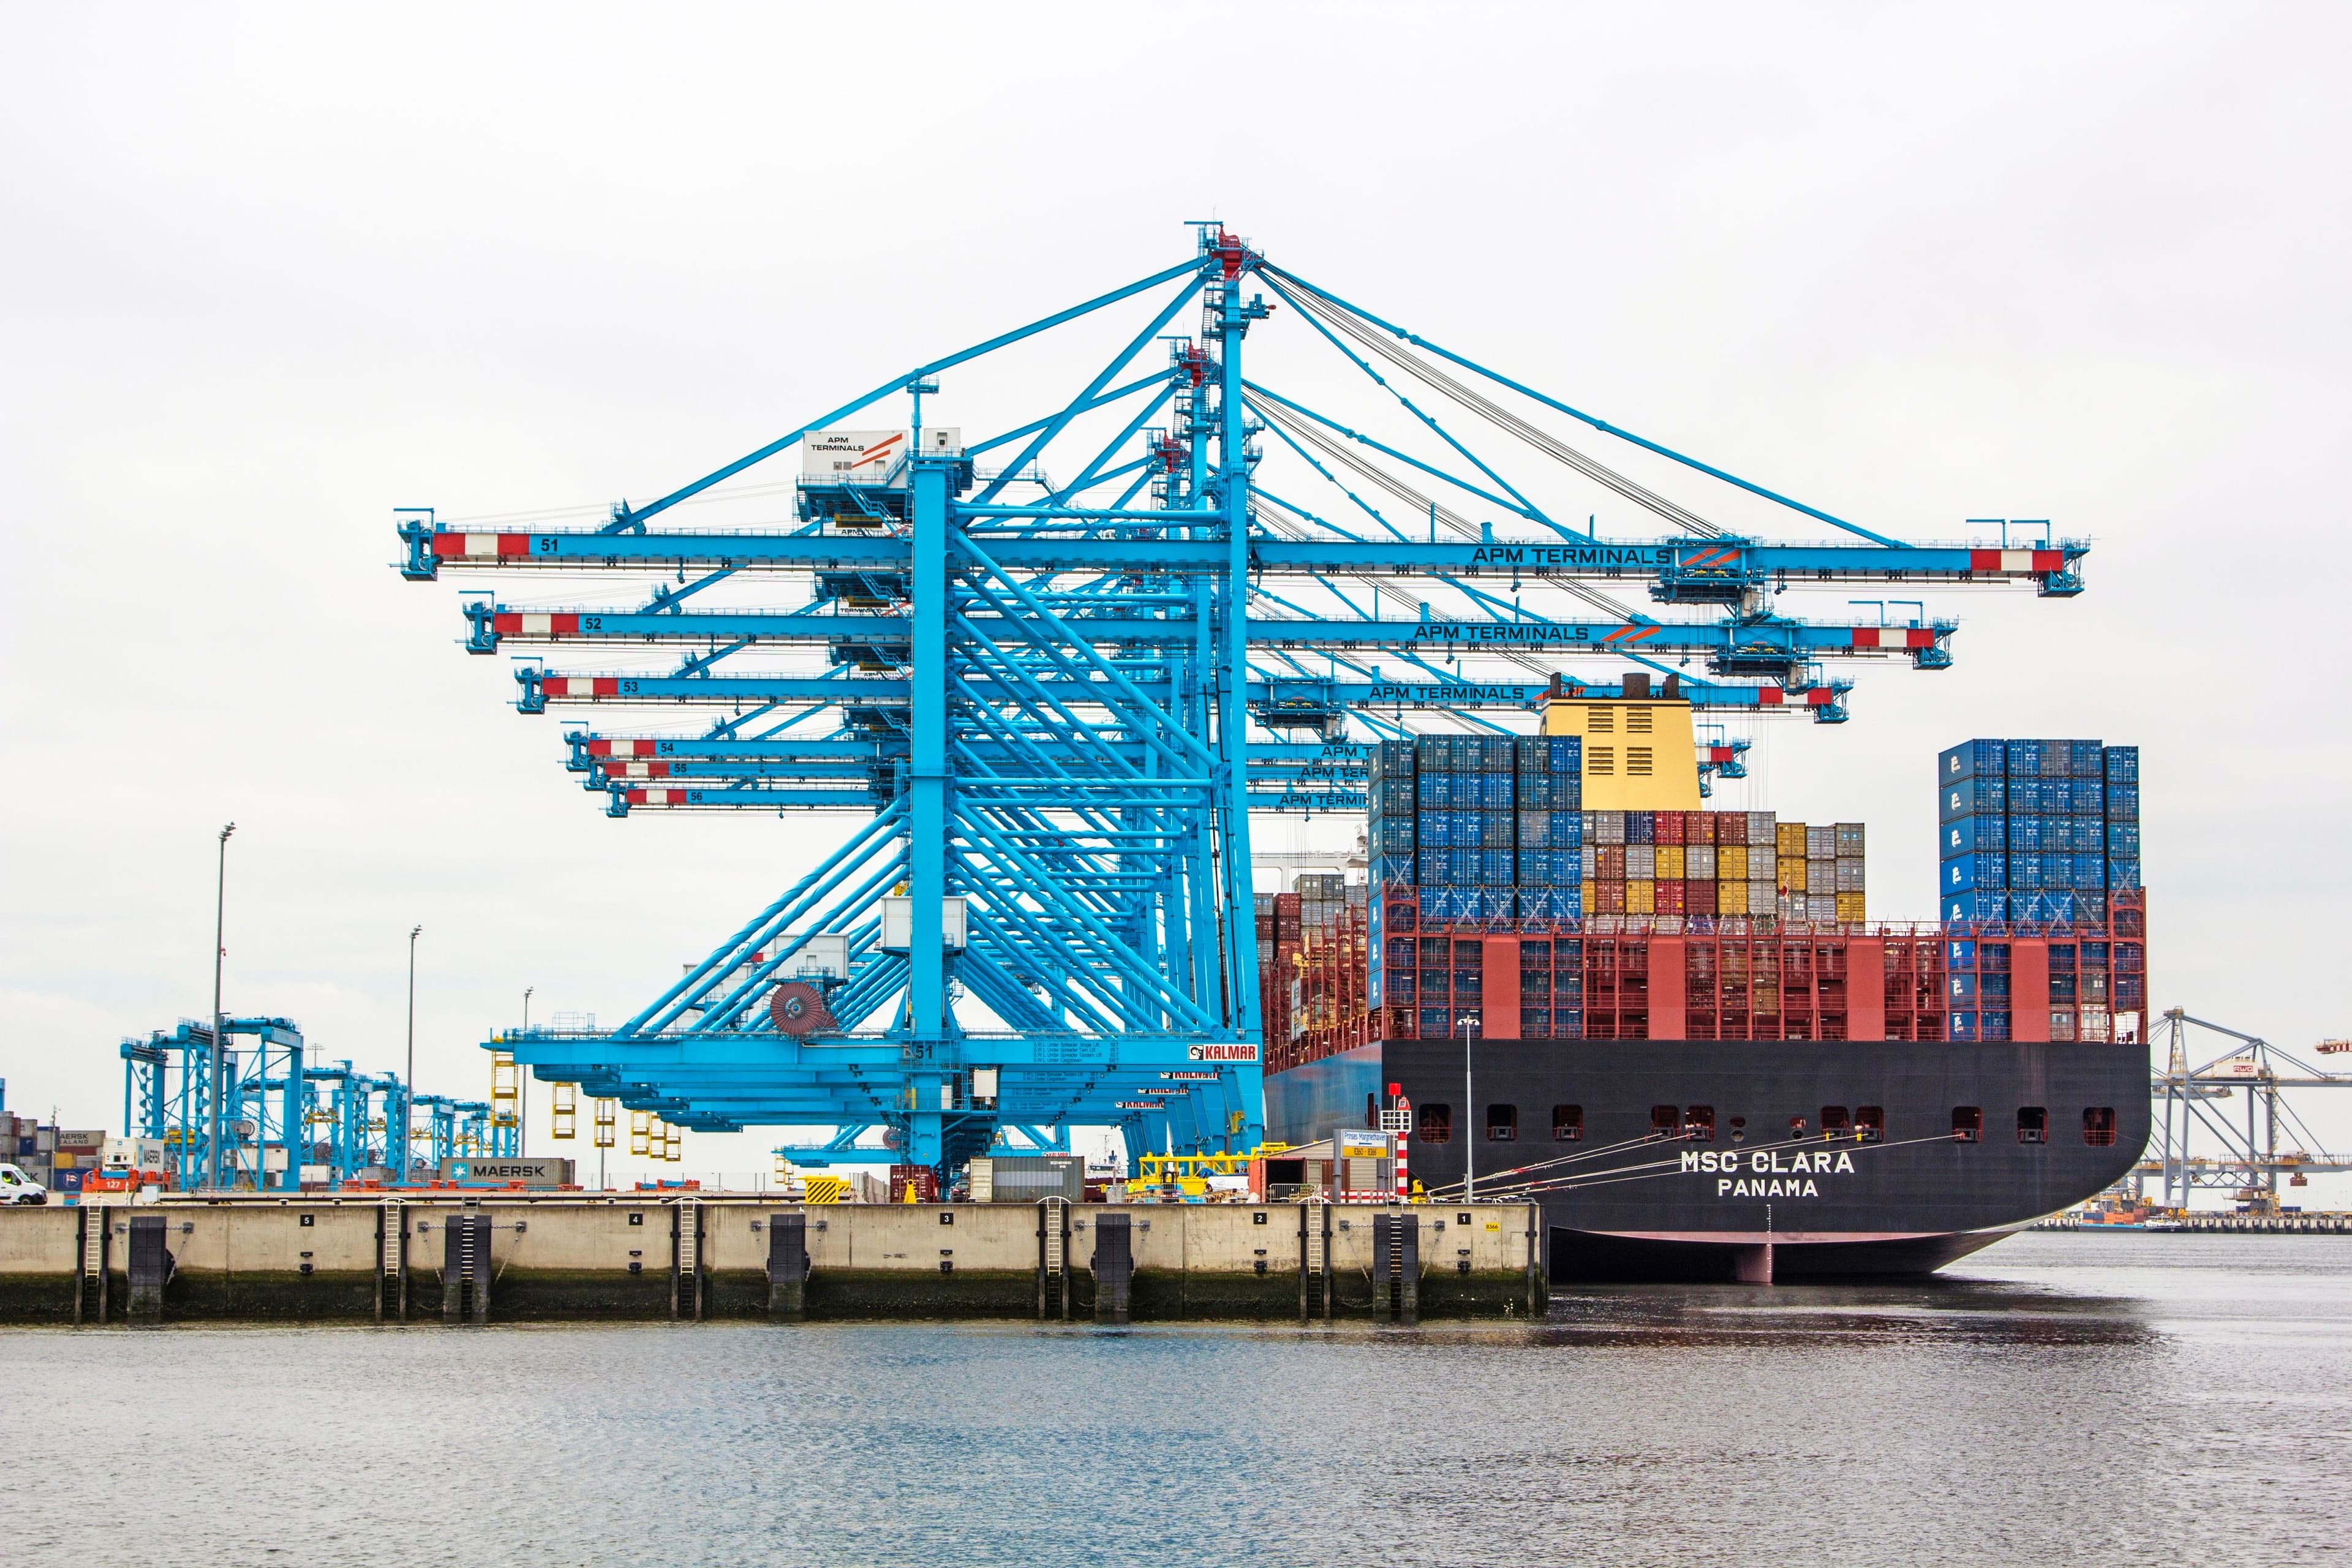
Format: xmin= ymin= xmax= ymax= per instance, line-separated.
xmin=1715 ymin=812 xmax=1747 ymax=846
xmin=1656 ymin=881 xmax=1687 ymax=914
xmin=1596 ymin=845 xmax=1627 ymax=879
xmin=1655 ymin=810 xmax=1686 ymax=846
xmin=1595 ymin=881 xmax=1627 ymax=914
xmin=888 ymin=1165 xmax=940 ymax=1202
xmin=1685 ymin=811 xmax=1715 ymax=845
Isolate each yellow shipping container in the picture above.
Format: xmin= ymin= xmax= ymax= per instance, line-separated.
xmin=1836 ymin=892 xmax=1867 ymax=922
xmin=1581 ymin=881 xmax=1597 ymax=918
xmin=1626 ymin=879 xmax=1656 ymax=914
xmin=1719 ymin=845 xmax=1749 ymax=881
xmin=1717 ymin=881 xmax=1749 ymax=916
xmin=1777 ymin=821 xmax=1809 ymax=857
xmin=1655 ymin=844 xmax=1686 ymax=880
xmin=1783 ymin=858 xmax=1808 ymax=894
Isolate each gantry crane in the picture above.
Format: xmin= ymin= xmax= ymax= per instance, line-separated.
xmin=121 ymin=1017 xmax=514 ymax=1190
xmin=395 ymin=224 xmax=2087 ymax=1178
xmin=2142 ymin=1009 xmax=2352 ymax=1212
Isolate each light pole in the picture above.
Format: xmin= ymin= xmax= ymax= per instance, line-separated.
xmin=405 ymin=925 xmax=422 ymax=1180
xmin=209 ymin=823 xmax=235 ymax=1191
xmin=520 ymin=986 xmax=533 ymax=1157
xmin=1458 ymin=1012 xmax=1479 ymax=1200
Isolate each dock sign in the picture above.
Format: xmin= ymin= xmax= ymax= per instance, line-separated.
xmin=1188 ymin=1043 xmax=1259 ymax=1063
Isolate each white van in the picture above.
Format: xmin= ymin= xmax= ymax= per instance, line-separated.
xmin=0 ymin=1163 xmax=48 ymax=1204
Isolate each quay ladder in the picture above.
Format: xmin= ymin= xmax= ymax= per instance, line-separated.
xmin=677 ymin=1199 xmax=702 ymax=1320
xmin=379 ymin=1198 xmax=404 ymax=1321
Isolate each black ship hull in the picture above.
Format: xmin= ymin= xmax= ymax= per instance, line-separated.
xmin=1264 ymin=1039 xmax=2149 ymax=1282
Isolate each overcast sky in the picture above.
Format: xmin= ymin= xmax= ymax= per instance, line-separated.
xmin=4 ymin=4 xmax=2346 ymax=1196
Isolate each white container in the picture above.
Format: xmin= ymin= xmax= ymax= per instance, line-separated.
xmin=100 ymin=1137 xmax=168 ymax=1174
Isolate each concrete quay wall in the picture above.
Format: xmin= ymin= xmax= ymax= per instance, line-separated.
xmin=0 ymin=1196 xmax=1544 ymax=1324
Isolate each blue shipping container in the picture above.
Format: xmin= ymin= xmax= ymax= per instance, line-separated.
xmin=2104 ymin=745 xmax=2139 ymax=783
xmin=1948 ymin=1011 xmax=1980 ymax=1042
xmin=1940 ymin=739 xmax=2007 ymax=783
xmin=1553 ymin=848 xmax=1583 ymax=884
xmin=1943 ymin=852 xmax=2006 ymax=891
xmin=1371 ymin=852 xmax=1414 ymax=888
xmin=2013 ymin=891 xmax=2073 ymax=924
xmin=1940 ymin=774 xmax=2007 ymax=823
xmin=1521 ymin=886 xmax=1582 ymax=919
xmin=1480 ymin=849 xmax=1513 ymax=886
xmin=2007 ymin=816 xmax=2046 ymax=853
xmin=1554 ymin=812 xmax=1583 ymax=848
xmin=1945 ymin=892 xmax=2010 ymax=924
xmin=2108 ymin=858 xmax=2142 ymax=889
xmin=1626 ymin=812 xmax=1655 ymax=845
xmin=1945 ymin=815 xmax=2005 ymax=854
xmin=1944 ymin=938 xmax=1978 ymax=968
xmin=2107 ymin=783 xmax=2140 ymax=821
xmin=1981 ymin=1011 xmax=2013 ymax=1042
xmin=2005 ymin=740 xmax=2044 ymax=778
xmin=2106 ymin=821 xmax=2140 ymax=856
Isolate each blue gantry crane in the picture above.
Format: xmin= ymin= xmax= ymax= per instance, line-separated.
xmin=121 ymin=1017 xmax=512 ymax=1189
xmin=396 ymin=224 xmax=2086 ymax=1180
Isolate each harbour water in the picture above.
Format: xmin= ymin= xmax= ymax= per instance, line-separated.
xmin=2 ymin=1232 xmax=2344 ymax=1566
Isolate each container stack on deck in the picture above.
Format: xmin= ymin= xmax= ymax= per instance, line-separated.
xmin=1771 ymin=820 xmax=1869 ymax=924
xmin=1256 ymin=733 xmax=2152 ymax=1071
xmin=1366 ymin=735 xmax=1585 ymax=921
xmin=1939 ymin=738 xmax=2140 ymax=925
xmin=1937 ymin=737 xmax=2147 ymax=1045
xmin=1584 ymin=808 xmax=1868 ymax=919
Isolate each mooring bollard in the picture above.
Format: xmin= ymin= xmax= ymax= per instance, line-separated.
xmin=1091 ymin=1212 xmax=1133 ymax=1325
xmin=768 ymin=1212 xmax=809 ymax=1321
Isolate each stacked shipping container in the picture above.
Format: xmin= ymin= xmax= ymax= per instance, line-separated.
xmin=1366 ymin=735 xmax=1585 ymax=919
xmin=1581 ymin=809 xmax=1864 ymax=922
xmin=1938 ymin=738 xmax=2140 ymax=925
xmin=1771 ymin=820 xmax=1871 ymax=924
xmin=1256 ymin=733 xmax=2153 ymax=1063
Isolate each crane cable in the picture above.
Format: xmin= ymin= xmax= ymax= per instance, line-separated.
xmin=1249 ymin=397 xmax=1644 ymax=626
xmin=1270 ymin=276 xmax=1725 ymax=539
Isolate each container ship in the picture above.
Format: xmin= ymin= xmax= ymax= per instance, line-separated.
xmin=1258 ymin=690 xmax=2150 ymax=1281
